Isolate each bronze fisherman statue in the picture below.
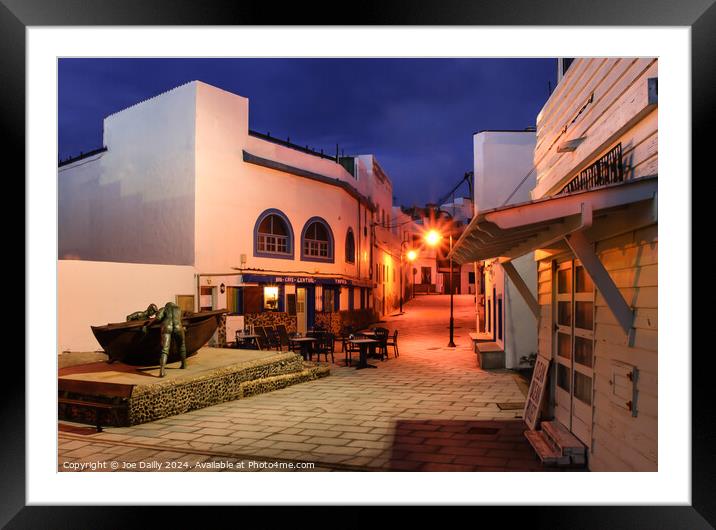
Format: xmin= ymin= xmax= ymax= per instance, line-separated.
xmin=152 ymin=302 xmax=187 ymax=377
xmin=134 ymin=302 xmax=187 ymax=377
xmin=126 ymin=303 xmax=159 ymax=322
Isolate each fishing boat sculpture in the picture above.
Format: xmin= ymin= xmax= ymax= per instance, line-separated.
xmin=91 ymin=310 xmax=226 ymax=366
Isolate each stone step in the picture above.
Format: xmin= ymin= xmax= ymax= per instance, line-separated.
xmin=475 ymin=341 xmax=505 ymax=369
xmin=524 ymin=430 xmax=570 ymax=466
xmin=542 ymin=420 xmax=586 ymax=456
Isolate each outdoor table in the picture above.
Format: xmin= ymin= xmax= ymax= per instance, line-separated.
xmin=358 ymin=330 xmax=386 ymax=360
xmin=235 ymin=333 xmax=261 ymax=350
xmin=347 ymin=338 xmax=379 ymax=369
xmin=289 ymin=336 xmax=317 ymax=360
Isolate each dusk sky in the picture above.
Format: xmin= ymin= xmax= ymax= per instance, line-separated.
xmin=58 ymin=58 xmax=556 ymax=206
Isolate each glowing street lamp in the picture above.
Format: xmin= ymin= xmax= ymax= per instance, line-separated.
xmin=425 ymin=229 xmax=442 ymax=247
xmin=424 ymin=227 xmax=456 ymax=348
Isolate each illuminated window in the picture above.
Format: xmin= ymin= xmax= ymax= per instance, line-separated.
xmin=263 ymin=286 xmax=279 ymax=311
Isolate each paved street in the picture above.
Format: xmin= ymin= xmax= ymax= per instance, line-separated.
xmin=59 ymin=294 xmax=552 ymax=472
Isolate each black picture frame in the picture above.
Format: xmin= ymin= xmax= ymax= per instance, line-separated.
xmin=6 ymin=0 xmax=710 ymax=526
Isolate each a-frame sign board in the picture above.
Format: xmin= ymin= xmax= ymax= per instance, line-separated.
xmin=524 ymin=355 xmax=551 ymax=431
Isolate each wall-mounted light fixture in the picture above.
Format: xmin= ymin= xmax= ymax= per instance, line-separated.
xmin=220 ymin=283 xmax=226 ymax=294
xmin=557 ymin=136 xmax=587 ymax=153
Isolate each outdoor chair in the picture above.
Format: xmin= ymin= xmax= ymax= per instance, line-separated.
xmin=339 ymin=325 xmax=357 ymax=353
xmin=315 ymin=332 xmax=335 ymax=363
xmin=264 ymin=326 xmax=283 ymax=350
xmin=275 ymin=324 xmax=292 ymax=351
xmin=372 ymin=327 xmax=390 ymax=361
xmin=341 ymin=331 xmax=360 ymax=366
xmin=254 ymin=326 xmax=270 ymax=350
xmin=386 ymin=330 xmax=399 ymax=358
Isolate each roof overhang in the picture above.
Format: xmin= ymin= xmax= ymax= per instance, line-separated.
xmin=450 ymin=176 xmax=657 ymax=337
xmin=449 ymin=176 xmax=658 ymax=265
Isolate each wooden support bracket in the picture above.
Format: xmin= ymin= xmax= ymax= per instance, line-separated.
xmin=563 ymin=230 xmax=635 ymax=336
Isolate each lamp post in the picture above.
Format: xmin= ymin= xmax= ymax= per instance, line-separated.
xmin=448 ymin=233 xmax=455 ymax=347
xmin=399 ymin=241 xmax=417 ymax=314
xmin=425 ymin=225 xmax=456 ymax=348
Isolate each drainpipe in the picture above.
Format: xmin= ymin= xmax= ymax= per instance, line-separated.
xmin=196 ymin=274 xmax=201 ymax=312
xmin=369 ymin=215 xmax=375 ymax=313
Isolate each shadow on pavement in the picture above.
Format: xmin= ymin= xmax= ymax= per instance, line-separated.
xmin=387 ymin=419 xmax=582 ymax=472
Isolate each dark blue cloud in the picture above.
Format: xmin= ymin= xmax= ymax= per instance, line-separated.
xmin=59 ymin=58 xmax=556 ymax=206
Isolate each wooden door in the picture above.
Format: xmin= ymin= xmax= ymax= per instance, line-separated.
xmin=571 ymin=261 xmax=595 ymax=446
xmin=296 ymin=287 xmax=307 ymax=334
xmin=553 ymin=259 xmax=595 ymax=447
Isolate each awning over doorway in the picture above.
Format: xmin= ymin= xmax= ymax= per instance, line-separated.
xmin=449 ymin=176 xmax=657 ymax=335
xmin=238 ymin=272 xmax=374 ymax=288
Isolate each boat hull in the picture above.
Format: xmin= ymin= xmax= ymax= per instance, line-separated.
xmin=91 ymin=310 xmax=225 ymax=366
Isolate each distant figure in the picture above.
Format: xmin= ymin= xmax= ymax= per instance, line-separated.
xmin=126 ymin=303 xmax=159 ymax=322
xmin=151 ymin=302 xmax=187 ymax=377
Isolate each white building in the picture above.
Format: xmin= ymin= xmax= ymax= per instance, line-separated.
xmin=471 ymin=129 xmax=538 ymax=369
xmin=59 ymin=80 xmax=403 ymax=353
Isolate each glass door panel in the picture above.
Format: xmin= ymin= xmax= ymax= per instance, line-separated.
xmin=553 ymin=259 xmax=595 ymax=447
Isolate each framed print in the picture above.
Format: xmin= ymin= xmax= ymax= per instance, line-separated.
xmin=6 ymin=0 xmax=711 ymax=526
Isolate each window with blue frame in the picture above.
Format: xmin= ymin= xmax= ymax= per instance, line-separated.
xmin=254 ymin=209 xmax=294 ymax=259
xmin=301 ymin=217 xmax=334 ymax=263
xmin=321 ymin=286 xmax=340 ymax=312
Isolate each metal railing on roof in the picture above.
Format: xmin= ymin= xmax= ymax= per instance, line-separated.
xmin=558 ymin=143 xmax=624 ymax=195
xmin=58 ymin=146 xmax=107 ymax=167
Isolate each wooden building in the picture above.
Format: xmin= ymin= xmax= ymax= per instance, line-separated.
xmin=450 ymin=58 xmax=658 ymax=471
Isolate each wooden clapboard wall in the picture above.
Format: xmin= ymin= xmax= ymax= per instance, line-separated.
xmin=533 ymin=226 xmax=658 ymax=472
xmin=590 ymin=223 xmax=658 ymax=472
xmin=537 ymin=258 xmax=553 ymax=361
xmin=533 ymin=58 xmax=658 ymax=199
xmin=536 ymin=257 xmax=554 ymax=420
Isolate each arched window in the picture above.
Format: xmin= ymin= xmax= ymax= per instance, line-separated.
xmin=345 ymin=228 xmax=355 ymax=264
xmin=301 ymin=217 xmax=334 ymax=263
xmin=254 ymin=209 xmax=294 ymax=259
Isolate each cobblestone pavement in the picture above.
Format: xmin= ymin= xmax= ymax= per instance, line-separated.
xmin=59 ymin=295 xmax=559 ymax=472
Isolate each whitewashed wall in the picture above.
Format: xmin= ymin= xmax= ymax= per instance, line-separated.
xmin=473 ymin=131 xmax=538 ymax=366
xmin=58 ymin=81 xmax=401 ymax=352
xmin=474 ymin=131 xmax=536 ymax=213
xmin=58 ymin=260 xmax=197 ymax=353
xmin=504 ymin=255 xmax=537 ymax=367
xmin=58 ymin=82 xmax=197 ymax=265
xmin=193 ymin=82 xmax=378 ymax=281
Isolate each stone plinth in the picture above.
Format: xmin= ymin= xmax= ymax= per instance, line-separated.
xmin=58 ymin=348 xmax=329 ymax=427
